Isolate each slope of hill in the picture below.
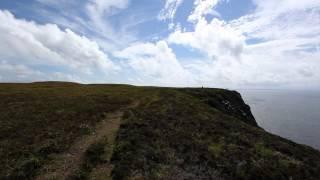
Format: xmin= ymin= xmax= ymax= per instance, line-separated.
xmin=0 ymin=82 xmax=319 ymax=180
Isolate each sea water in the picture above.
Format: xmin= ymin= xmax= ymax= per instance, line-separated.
xmin=239 ymin=90 xmax=320 ymax=150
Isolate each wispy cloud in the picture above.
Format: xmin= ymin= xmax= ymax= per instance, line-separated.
xmin=36 ymin=0 xmax=137 ymax=51
xmin=158 ymin=0 xmax=184 ymax=21
xmin=188 ymin=0 xmax=222 ymax=22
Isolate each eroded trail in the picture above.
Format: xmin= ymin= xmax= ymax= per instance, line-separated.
xmin=36 ymin=102 xmax=137 ymax=180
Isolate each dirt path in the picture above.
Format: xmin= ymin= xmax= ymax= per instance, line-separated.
xmin=35 ymin=109 xmax=127 ymax=180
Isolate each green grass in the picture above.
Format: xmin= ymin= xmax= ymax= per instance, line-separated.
xmin=0 ymin=82 xmax=320 ymax=179
xmin=254 ymin=142 xmax=274 ymax=158
xmin=208 ymin=142 xmax=225 ymax=158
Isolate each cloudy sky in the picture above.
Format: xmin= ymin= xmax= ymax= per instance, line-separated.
xmin=0 ymin=0 xmax=319 ymax=89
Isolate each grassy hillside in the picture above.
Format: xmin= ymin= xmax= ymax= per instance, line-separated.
xmin=0 ymin=82 xmax=319 ymax=179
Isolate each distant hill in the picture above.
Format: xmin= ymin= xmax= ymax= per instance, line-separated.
xmin=0 ymin=82 xmax=319 ymax=179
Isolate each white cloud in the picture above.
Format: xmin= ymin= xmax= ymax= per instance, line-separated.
xmin=114 ymin=41 xmax=193 ymax=86
xmin=168 ymin=0 xmax=245 ymax=59
xmin=158 ymin=0 xmax=184 ymax=21
xmin=230 ymin=0 xmax=320 ymax=41
xmin=86 ymin=0 xmax=129 ymax=18
xmin=166 ymin=0 xmax=240 ymax=59
xmin=185 ymin=46 xmax=320 ymax=89
xmin=253 ymin=0 xmax=319 ymax=15
xmin=165 ymin=0 xmax=320 ymax=89
xmin=231 ymin=0 xmax=320 ymax=89
xmin=0 ymin=61 xmax=42 ymax=82
xmin=38 ymin=0 xmax=135 ymax=52
xmin=188 ymin=0 xmax=221 ymax=22
xmin=2 ymin=0 xmax=320 ymax=89
xmin=0 ymin=10 xmax=116 ymax=81
xmin=169 ymin=18 xmax=245 ymax=58
xmin=0 ymin=61 xmax=83 ymax=83
xmin=84 ymin=0 xmax=141 ymax=52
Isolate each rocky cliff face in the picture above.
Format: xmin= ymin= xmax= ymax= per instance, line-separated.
xmin=181 ymin=88 xmax=257 ymax=126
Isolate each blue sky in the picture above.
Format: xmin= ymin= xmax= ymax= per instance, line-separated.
xmin=0 ymin=0 xmax=319 ymax=89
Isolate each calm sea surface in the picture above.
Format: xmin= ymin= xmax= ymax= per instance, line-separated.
xmin=239 ymin=90 xmax=320 ymax=150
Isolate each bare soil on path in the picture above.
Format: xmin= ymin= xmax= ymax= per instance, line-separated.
xmin=35 ymin=102 xmax=137 ymax=180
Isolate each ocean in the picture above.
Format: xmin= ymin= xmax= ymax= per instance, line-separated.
xmin=239 ymin=90 xmax=320 ymax=150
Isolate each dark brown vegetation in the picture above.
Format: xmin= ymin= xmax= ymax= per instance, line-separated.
xmin=0 ymin=82 xmax=319 ymax=179
xmin=0 ymin=83 xmax=134 ymax=179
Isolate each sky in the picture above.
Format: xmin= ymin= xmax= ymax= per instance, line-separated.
xmin=0 ymin=0 xmax=319 ymax=89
